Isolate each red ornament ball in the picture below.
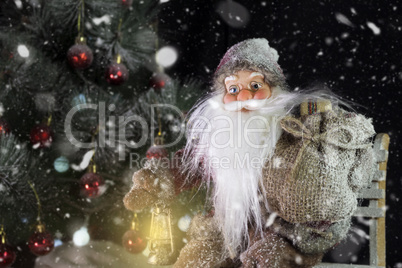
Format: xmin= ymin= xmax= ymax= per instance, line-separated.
xmin=80 ymin=172 xmax=105 ymax=198
xmin=30 ymin=124 xmax=53 ymax=148
xmin=146 ymin=145 xmax=168 ymax=159
xmin=0 ymin=119 xmax=10 ymax=136
xmin=105 ymin=62 xmax=129 ymax=85
xmin=0 ymin=243 xmax=16 ymax=268
xmin=149 ymin=73 xmax=170 ymax=91
xmin=122 ymin=229 xmax=147 ymax=254
xmin=120 ymin=0 xmax=133 ymax=6
xmin=67 ymin=44 xmax=93 ymax=69
xmin=28 ymin=231 xmax=54 ymax=256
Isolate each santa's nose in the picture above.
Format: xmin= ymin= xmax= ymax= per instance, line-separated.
xmin=237 ymin=89 xmax=252 ymax=101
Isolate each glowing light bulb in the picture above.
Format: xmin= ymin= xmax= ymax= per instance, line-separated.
xmin=73 ymin=227 xmax=90 ymax=247
xmin=155 ymin=46 xmax=178 ymax=68
xmin=17 ymin=45 xmax=30 ymax=58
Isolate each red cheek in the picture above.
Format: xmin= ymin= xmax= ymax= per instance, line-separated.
xmin=223 ymin=93 xmax=237 ymax=104
xmin=253 ymin=89 xmax=271 ymax=100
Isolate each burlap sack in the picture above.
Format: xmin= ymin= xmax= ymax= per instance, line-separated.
xmin=264 ymin=108 xmax=375 ymax=223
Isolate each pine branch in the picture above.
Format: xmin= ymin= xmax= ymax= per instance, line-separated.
xmin=45 ymin=0 xmax=120 ymax=31
xmin=133 ymin=78 xmax=205 ymax=149
xmin=0 ymin=134 xmax=54 ymax=241
xmin=87 ymin=1 xmax=160 ymax=71
xmin=22 ymin=2 xmax=73 ymax=57
xmin=56 ymin=85 xmax=140 ymax=170
xmin=0 ymin=29 xmax=71 ymax=95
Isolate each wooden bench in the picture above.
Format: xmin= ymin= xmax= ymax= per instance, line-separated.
xmin=315 ymin=133 xmax=389 ymax=268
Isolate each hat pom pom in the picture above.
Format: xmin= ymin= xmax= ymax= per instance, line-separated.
xmin=269 ymin=47 xmax=279 ymax=61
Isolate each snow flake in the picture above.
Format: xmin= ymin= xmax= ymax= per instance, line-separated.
xmin=113 ymin=217 xmax=123 ymax=225
xmin=367 ymin=21 xmax=381 ymax=35
xmin=352 ymin=227 xmax=370 ymax=240
xmin=341 ymin=32 xmax=349 ymax=39
xmin=335 ymin=13 xmax=354 ymax=27
xmin=32 ymin=143 xmax=41 ymax=149
xmin=17 ymin=44 xmax=29 ymax=58
xmin=73 ymin=227 xmax=90 ymax=247
xmin=272 ymin=157 xmax=283 ymax=168
xmin=325 ymin=37 xmax=333 ymax=45
xmin=106 ymin=120 xmax=115 ymax=128
xmin=178 ymin=214 xmax=192 ymax=232
xmin=295 ymin=255 xmax=303 ymax=265
xmin=14 ymin=0 xmax=23 ymax=9
xmin=265 ymin=212 xmax=277 ymax=227
xmin=156 ymin=46 xmax=178 ymax=67
xmin=92 ymin=15 xmax=111 ymax=26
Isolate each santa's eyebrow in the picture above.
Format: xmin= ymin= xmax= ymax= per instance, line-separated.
xmin=248 ymin=72 xmax=264 ymax=79
xmin=224 ymin=75 xmax=238 ymax=84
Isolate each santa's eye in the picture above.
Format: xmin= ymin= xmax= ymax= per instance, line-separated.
xmin=228 ymin=85 xmax=239 ymax=95
xmin=250 ymin=82 xmax=263 ymax=91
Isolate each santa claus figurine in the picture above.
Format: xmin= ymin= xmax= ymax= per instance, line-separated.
xmin=124 ymin=38 xmax=376 ymax=267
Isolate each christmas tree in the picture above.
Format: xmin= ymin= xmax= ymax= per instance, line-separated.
xmin=0 ymin=0 xmax=206 ymax=267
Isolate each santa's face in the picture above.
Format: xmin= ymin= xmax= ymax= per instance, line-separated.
xmin=223 ymin=70 xmax=272 ymax=105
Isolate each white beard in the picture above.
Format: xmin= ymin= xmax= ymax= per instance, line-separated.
xmin=182 ymin=87 xmax=300 ymax=256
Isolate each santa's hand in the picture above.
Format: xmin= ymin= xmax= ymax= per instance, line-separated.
xmin=240 ymin=229 xmax=324 ymax=268
xmin=124 ymin=161 xmax=175 ymax=211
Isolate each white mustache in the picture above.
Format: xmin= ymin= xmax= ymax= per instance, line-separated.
xmin=223 ymin=98 xmax=268 ymax=111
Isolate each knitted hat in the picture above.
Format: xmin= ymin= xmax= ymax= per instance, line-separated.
xmin=213 ymin=38 xmax=287 ymax=91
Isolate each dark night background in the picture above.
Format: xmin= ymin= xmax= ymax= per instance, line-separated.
xmin=158 ymin=0 xmax=401 ymax=267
